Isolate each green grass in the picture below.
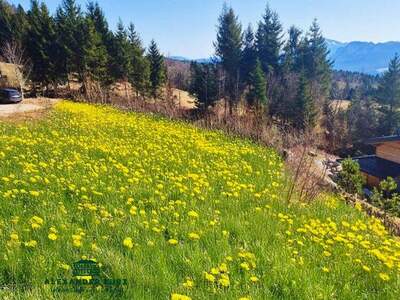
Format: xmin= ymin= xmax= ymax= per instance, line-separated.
xmin=0 ymin=101 xmax=399 ymax=299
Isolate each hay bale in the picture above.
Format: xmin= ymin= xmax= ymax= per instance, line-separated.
xmin=0 ymin=62 xmax=19 ymax=88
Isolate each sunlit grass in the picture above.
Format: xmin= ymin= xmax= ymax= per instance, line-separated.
xmin=0 ymin=101 xmax=399 ymax=299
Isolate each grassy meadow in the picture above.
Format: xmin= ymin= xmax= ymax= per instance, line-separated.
xmin=0 ymin=101 xmax=399 ymax=299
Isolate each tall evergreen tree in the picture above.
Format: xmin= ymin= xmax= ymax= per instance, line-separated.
xmin=147 ymin=40 xmax=165 ymax=98
xmin=377 ymin=54 xmax=400 ymax=135
xmin=13 ymin=4 xmax=28 ymax=44
xmin=26 ymin=0 xmax=59 ymax=90
xmin=240 ymin=24 xmax=257 ymax=86
xmin=110 ymin=19 xmax=131 ymax=82
xmin=255 ymin=4 xmax=283 ymax=75
xmin=55 ymin=0 xmax=84 ymax=78
xmin=0 ymin=0 xmax=14 ymax=46
xmin=80 ymin=18 xmax=108 ymax=86
xmin=215 ymin=4 xmax=243 ymax=113
xmin=127 ymin=23 xmax=150 ymax=97
xmin=247 ymin=59 xmax=267 ymax=109
xmin=295 ymin=73 xmax=317 ymax=129
xmin=302 ymin=19 xmax=332 ymax=97
xmin=86 ymin=1 xmax=111 ymax=44
xmin=347 ymin=99 xmax=380 ymax=143
xmin=282 ymin=26 xmax=302 ymax=73
xmin=189 ymin=62 xmax=218 ymax=110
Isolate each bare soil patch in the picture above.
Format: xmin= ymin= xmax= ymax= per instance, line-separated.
xmin=0 ymin=97 xmax=59 ymax=121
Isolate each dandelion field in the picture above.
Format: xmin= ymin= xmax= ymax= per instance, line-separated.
xmin=0 ymin=102 xmax=399 ymax=299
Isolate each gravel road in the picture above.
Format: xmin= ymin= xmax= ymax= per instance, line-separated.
xmin=0 ymin=98 xmax=58 ymax=117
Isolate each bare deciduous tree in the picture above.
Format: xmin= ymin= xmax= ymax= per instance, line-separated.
xmin=1 ymin=41 xmax=31 ymax=100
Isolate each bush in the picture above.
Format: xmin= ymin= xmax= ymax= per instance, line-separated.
xmin=337 ymin=158 xmax=365 ymax=194
xmin=371 ymin=177 xmax=400 ymax=217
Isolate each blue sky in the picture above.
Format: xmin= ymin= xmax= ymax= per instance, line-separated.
xmin=10 ymin=0 xmax=400 ymax=58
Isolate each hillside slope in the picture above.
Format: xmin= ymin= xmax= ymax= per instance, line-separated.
xmin=0 ymin=102 xmax=399 ymax=299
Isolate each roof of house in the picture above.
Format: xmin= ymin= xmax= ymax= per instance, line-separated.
xmin=366 ymin=135 xmax=400 ymax=145
xmin=351 ymin=155 xmax=400 ymax=179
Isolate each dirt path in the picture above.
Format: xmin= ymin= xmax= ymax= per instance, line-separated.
xmin=0 ymin=98 xmax=59 ymax=118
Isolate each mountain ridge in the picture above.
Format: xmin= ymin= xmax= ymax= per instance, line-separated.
xmin=169 ymin=39 xmax=400 ymax=75
xmin=326 ymin=39 xmax=400 ymax=74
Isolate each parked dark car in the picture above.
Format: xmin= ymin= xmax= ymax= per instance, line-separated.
xmin=0 ymin=88 xmax=22 ymax=104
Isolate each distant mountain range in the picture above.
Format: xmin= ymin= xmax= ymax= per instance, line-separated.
xmin=326 ymin=39 xmax=400 ymax=75
xmin=168 ymin=56 xmax=214 ymax=64
xmin=169 ymin=39 xmax=400 ymax=75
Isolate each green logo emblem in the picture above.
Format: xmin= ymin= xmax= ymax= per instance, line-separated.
xmin=72 ymin=260 xmax=100 ymax=278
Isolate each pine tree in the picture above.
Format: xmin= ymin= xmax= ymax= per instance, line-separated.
xmin=247 ymin=59 xmax=267 ymax=109
xmin=255 ymin=4 xmax=283 ymax=75
xmin=347 ymin=99 xmax=380 ymax=143
xmin=295 ymin=73 xmax=317 ymax=129
xmin=55 ymin=0 xmax=84 ymax=77
xmin=282 ymin=26 xmax=302 ymax=73
xmin=0 ymin=0 xmax=14 ymax=46
xmin=127 ymin=23 xmax=150 ymax=98
xmin=215 ymin=4 xmax=243 ymax=113
xmin=302 ymin=19 xmax=332 ymax=97
xmin=109 ymin=20 xmax=131 ymax=82
xmin=26 ymin=1 xmax=60 ymax=91
xmin=81 ymin=18 xmax=108 ymax=86
xmin=13 ymin=4 xmax=28 ymax=44
xmin=240 ymin=24 xmax=257 ymax=86
xmin=189 ymin=62 xmax=218 ymax=110
xmin=86 ymin=1 xmax=113 ymax=86
xmin=86 ymin=1 xmax=111 ymax=44
xmin=377 ymin=54 xmax=400 ymax=135
xmin=147 ymin=39 xmax=165 ymax=98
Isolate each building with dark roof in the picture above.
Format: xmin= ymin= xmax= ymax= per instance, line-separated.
xmin=351 ymin=135 xmax=400 ymax=187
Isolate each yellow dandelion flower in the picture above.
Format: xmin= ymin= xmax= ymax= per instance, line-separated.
xmin=48 ymin=233 xmax=58 ymax=241
xmin=24 ymin=240 xmax=37 ymax=248
xmin=322 ymin=267 xmax=330 ymax=273
xmin=362 ymin=265 xmax=371 ymax=272
xmin=29 ymin=191 xmax=40 ymax=197
xmin=129 ymin=206 xmax=137 ymax=216
xmin=31 ymin=223 xmax=41 ymax=230
xmin=323 ymin=251 xmax=331 ymax=257
xmin=379 ymin=273 xmax=390 ymax=281
xmin=240 ymin=262 xmax=250 ymax=271
xmin=10 ymin=233 xmax=19 ymax=241
xmin=60 ymin=263 xmax=70 ymax=270
xmin=218 ymin=274 xmax=230 ymax=287
xmin=92 ymin=243 xmax=99 ymax=251
xmin=355 ymin=202 xmax=362 ymax=212
xmin=168 ymin=239 xmax=179 ymax=245
xmin=219 ymin=263 xmax=228 ymax=273
xmin=73 ymin=239 xmax=82 ymax=248
xmin=204 ymin=272 xmax=215 ymax=282
xmin=171 ymin=293 xmax=191 ymax=300
xmin=123 ymin=237 xmax=134 ymax=249
xmin=182 ymin=278 xmax=194 ymax=288
xmin=210 ymin=267 xmax=219 ymax=275
xmin=250 ymin=276 xmax=259 ymax=283
xmin=188 ymin=210 xmax=199 ymax=218
xmin=188 ymin=232 xmax=200 ymax=241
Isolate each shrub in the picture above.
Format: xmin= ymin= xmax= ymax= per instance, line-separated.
xmin=337 ymin=158 xmax=365 ymax=194
xmin=371 ymin=177 xmax=400 ymax=217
